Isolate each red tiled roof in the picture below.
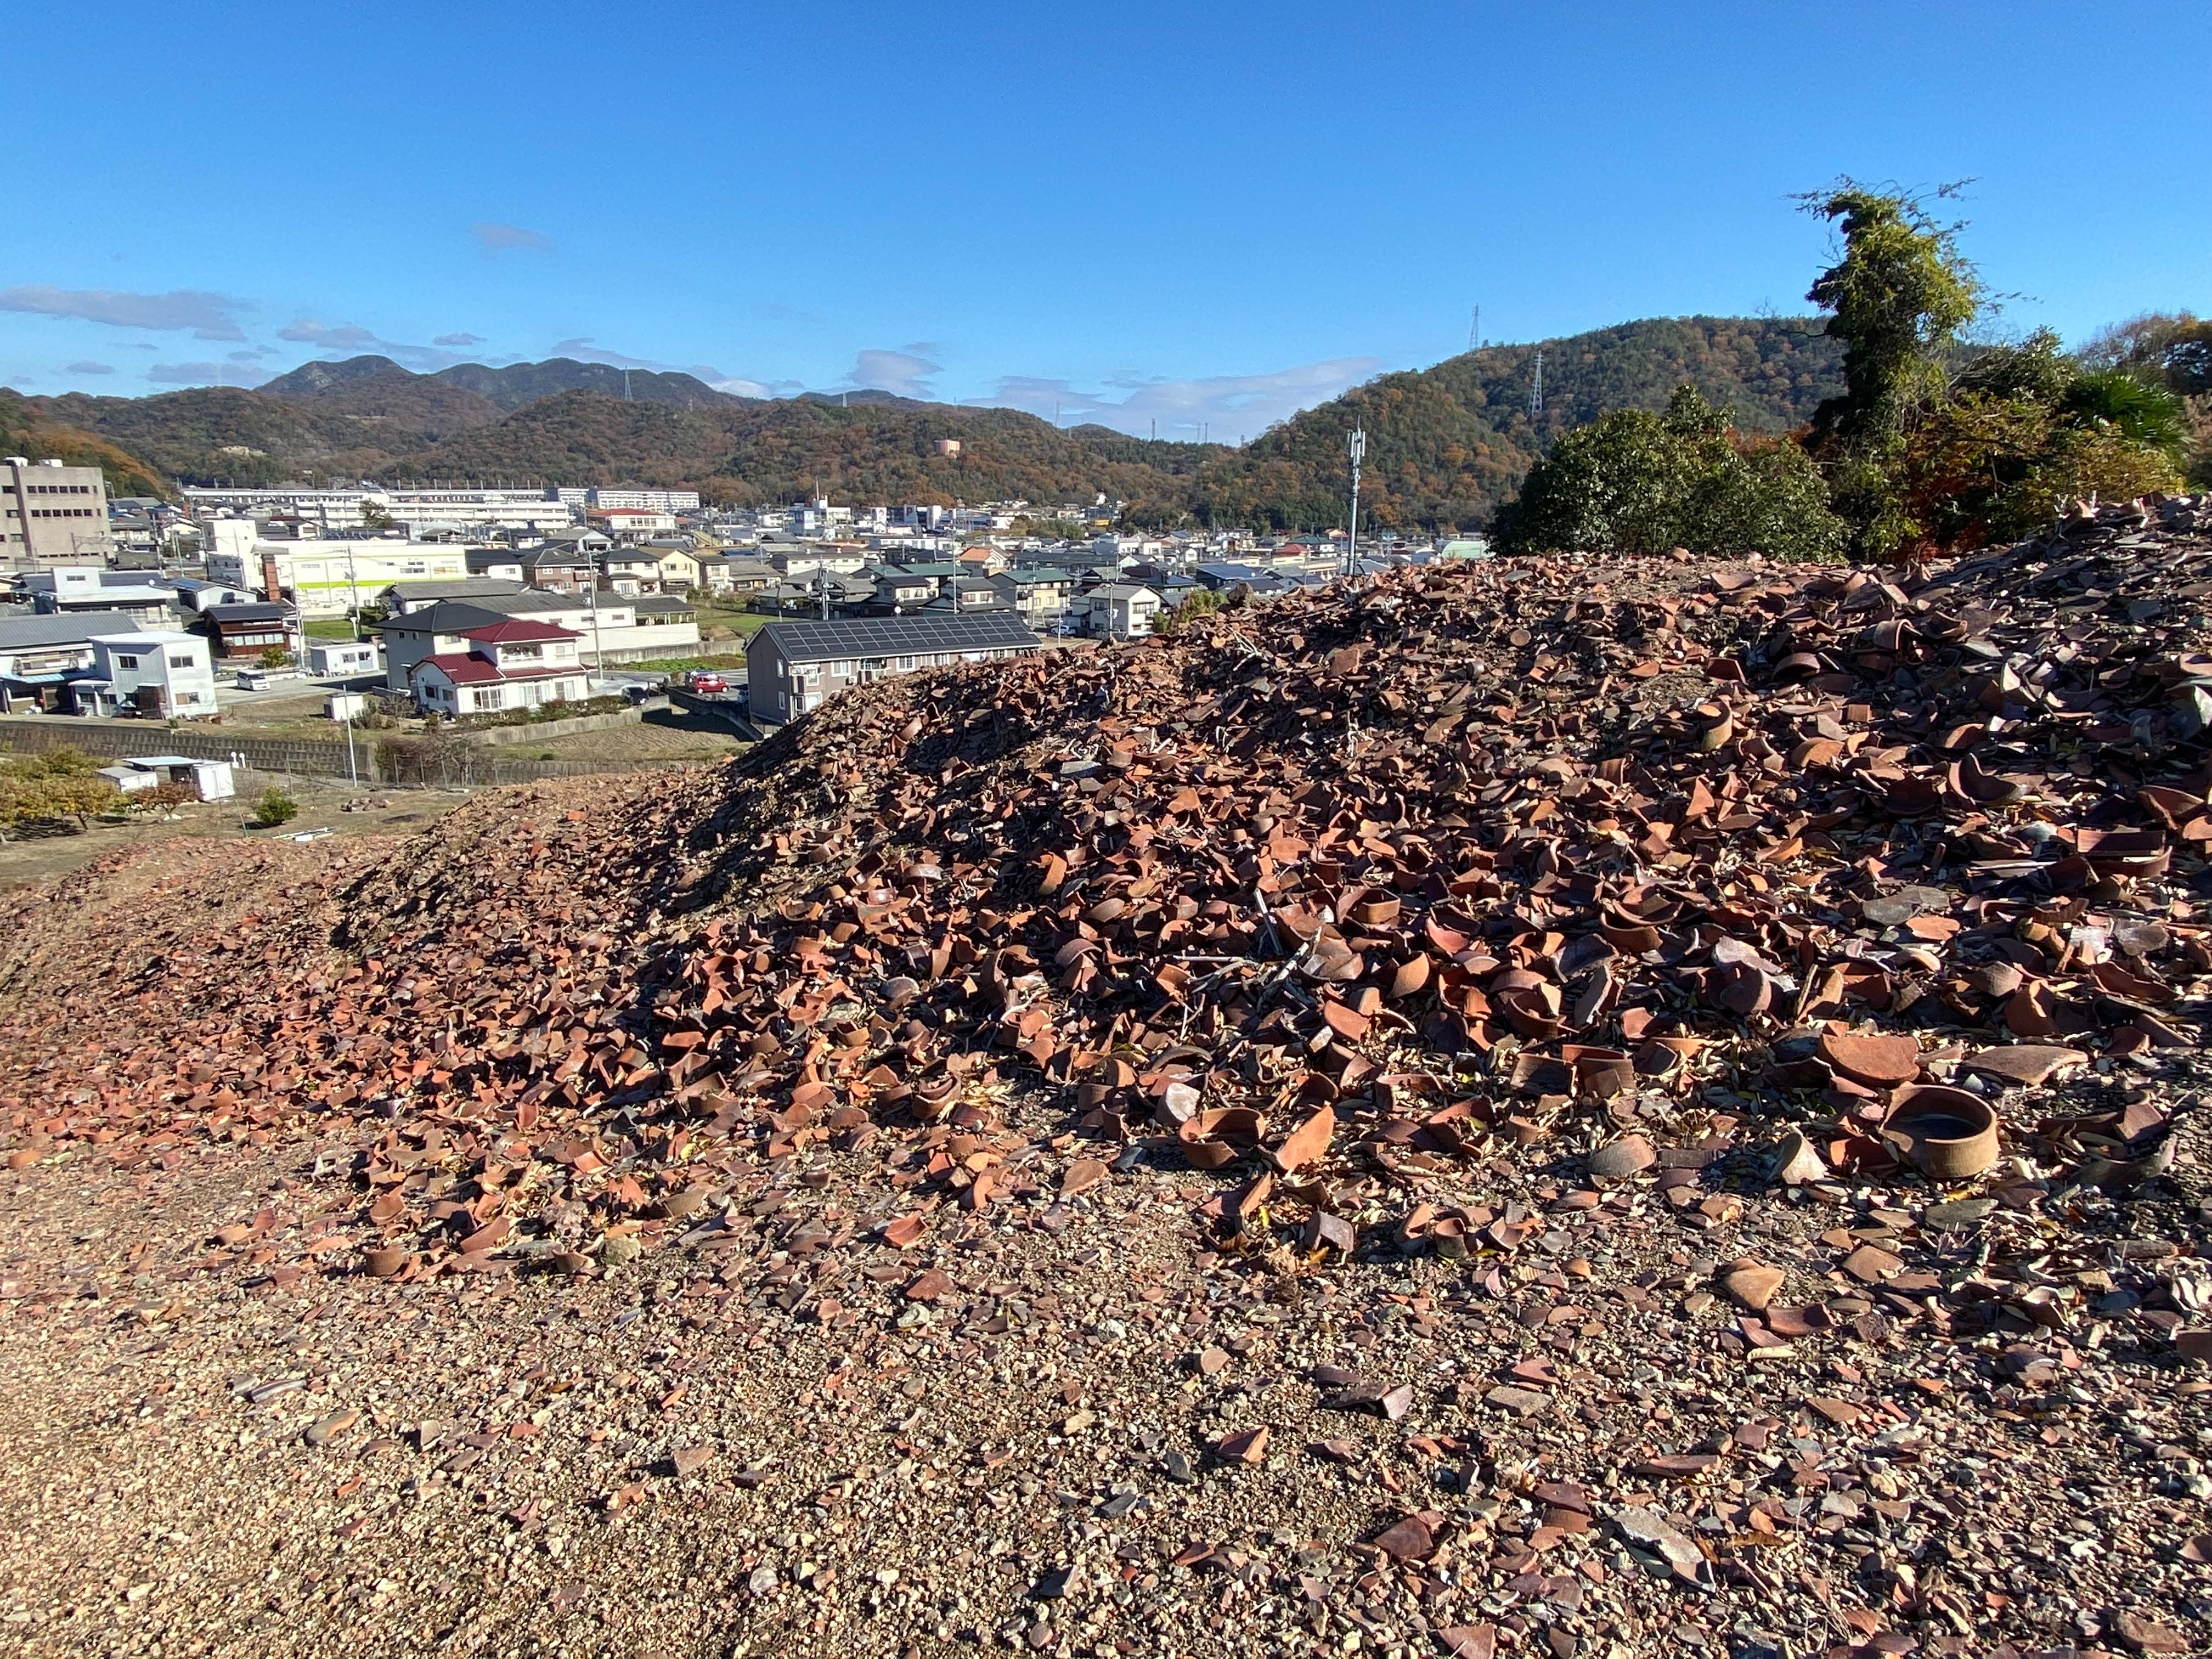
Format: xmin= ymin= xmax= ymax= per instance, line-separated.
xmin=459 ymin=619 xmax=578 ymax=644
xmin=411 ymin=652 xmax=588 ymax=686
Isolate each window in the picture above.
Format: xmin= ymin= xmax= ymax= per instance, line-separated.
xmin=896 ymin=655 xmax=915 ymax=672
xmin=115 ymin=654 xmax=139 ymax=670
xmin=168 ymin=652 xmax=196 ymax=668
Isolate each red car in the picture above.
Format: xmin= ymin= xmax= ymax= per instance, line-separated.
xmin=684 ymin=670 xmax=728 ymax=693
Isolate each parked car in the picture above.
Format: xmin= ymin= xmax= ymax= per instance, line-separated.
xmin=684 ymin=670 xmax=729 ymax=693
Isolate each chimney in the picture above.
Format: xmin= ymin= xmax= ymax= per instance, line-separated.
xmin=261 ymin=550 xmax=284 ymax=603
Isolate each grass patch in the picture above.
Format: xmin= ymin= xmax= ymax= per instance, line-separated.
xmin=301 ymin=618 xmax=363 ymax=639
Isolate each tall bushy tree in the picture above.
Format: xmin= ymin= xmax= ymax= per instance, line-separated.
xmin=1495 ymin=385 xmax=1843 ymax=559
xmin=1799 ymin=184 xmax=1984 ymax=556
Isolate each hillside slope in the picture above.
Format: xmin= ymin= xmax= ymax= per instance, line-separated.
xmin=1181 ymin=316 xmax=1842 ymax=532
xmin=9 ymin=319 xmax=1841 ymax=519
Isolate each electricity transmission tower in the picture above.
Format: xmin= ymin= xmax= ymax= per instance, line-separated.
xmin=1468 ymin=303 xmax=1480 ymax=352
xmin=1528 ymin=349 xmax=1545 ymax=423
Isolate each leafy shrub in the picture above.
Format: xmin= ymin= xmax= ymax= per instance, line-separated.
xmin=252 ymin=788 xmax=300 ymax=827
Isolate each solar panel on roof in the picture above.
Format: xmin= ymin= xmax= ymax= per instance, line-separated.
xmin=759 ymin=613 xmax=1040 ymax=661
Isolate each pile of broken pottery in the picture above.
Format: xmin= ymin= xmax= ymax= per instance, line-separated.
xmin=5 ymin=496 xmax=2210 ymax=1282
xmin=8 ymin=498 xmax=2212 ymax=1658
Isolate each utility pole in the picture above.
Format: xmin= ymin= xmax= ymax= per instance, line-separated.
xmin=585 ymin=546 xmax=606 ymax=677
xmin=1345 ymin=427 xmax=1365 ymax=579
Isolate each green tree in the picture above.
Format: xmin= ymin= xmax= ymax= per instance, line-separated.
xmin=1494 ymin=385 xmax=1844 ymax=560
xmin=1799 ymin=184 xmax=1984 ymax=555
xmin=1905 ymin=329 xmax=2190 ymax=545
xmin=252 ymin=787 xmax=301 ymax=827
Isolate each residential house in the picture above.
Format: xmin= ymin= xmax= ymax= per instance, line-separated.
xmin=599 ymin=546 xmax=664 ymax=595
xmin=955 ymin=544 xmax=1007 ymax=575
xmin=1084 ymin=584 xmax=1162 ymax=640
xmin=66 ymin=631 xmax=218 ymax=718
xmin=990 ymin=567 xmax=1077 ymax=628
xmin=377 ymin=591 xmax=698 ymax=686
xmin=170 ymin=577 xmax=257 ymax=612
xmin=1193 ymin=562 xmax=1263 ymax=592
xmin=870 ymin=566 xmax=936 ymax=612
xmin=408 ymin=619 xmax=592 ymax=716
xmin=746 ymin=612 xmax=1041 ymax=725
xmin=306 ymin=638 xmax=382 ymax=678
xmin=199 ymin=602 xmax=298 ymax=662
xmin=697 ymin=554 xmax=776 ymax=595
xmin=643 ymin=539 xmax=703 ymax=592
xmin=0 ymin=610 xmax=146 ymax=711
xmin=384 ymin=577 xmax=532 ymax=615
xmin=24 ymin=566 xmax=178 ymax=627
xmin=930 ymin=576 xmax=1010 ymax=615
xmin=464 ymin=548 xmax=528 ymax=581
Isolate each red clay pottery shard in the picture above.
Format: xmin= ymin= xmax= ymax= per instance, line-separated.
xmin=1271 ymin=1106 xmax=1336 ymax=1172
xmin=1818 ymin=1029 xmax=1921 ymax=1087
xmin=1962 ymin=1045 xmax=2086 ymax=1087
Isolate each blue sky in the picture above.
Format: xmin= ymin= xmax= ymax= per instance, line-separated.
xmin=2 ymin=1 xmax=2205 ymax=440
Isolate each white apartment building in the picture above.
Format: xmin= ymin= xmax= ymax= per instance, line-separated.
xmin=182 ymin=487 xmax=577 ymax=533
xmin=208 ymin=539 xmax=473 ymax=618
xmin=588 ymin=487 xmax=700 ymax=510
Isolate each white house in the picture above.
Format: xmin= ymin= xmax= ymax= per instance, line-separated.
xmin=1084 ymin=584 xmax=1163 ymax=641
xmin=306 ymin=638 xmax=382 ymax=677
xmin=69 ymin=631 xmax=219 ymax=718
xmin=407 ymin=619 xmax=591 ymax=716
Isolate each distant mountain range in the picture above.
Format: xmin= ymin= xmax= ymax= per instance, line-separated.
xmin=4 ymin=318 xmax=1844 ymax=531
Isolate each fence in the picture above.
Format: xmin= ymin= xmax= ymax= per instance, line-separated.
xmin=0 ymin=717 xmax=699 ymax=786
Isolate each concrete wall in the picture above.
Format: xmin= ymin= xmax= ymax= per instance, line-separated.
xmin=459 ymin=707 xmax=644 ymax=746
xmin=0 ymin=717 xmax=698 ymax=785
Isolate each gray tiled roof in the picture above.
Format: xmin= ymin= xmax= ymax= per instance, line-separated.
xmin=0 ymin=610 xmax=148 ymax=649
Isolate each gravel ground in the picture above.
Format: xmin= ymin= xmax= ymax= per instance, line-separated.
xmin=8 ymin=1062 xmax=2212 ymax=1659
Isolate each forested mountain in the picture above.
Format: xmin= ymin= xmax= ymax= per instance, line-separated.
xmin=0 ymin=390 xmax=168 ymax=498
xmin=1180 ymin=317 xmax=1842 ymax=531
xmin=5 ymin=319 xmax=1843 ymax=526
xmin=386 ymin=393 xmax=1237 ymax=507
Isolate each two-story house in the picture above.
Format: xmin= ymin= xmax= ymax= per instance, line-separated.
xmin=407 ymin=619 xmax=590 ymax=716
xmin=990 ymin=567 xmax=1077 ymax=627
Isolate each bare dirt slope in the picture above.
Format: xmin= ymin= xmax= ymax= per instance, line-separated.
xmin=7 ymin=501 xmax=2212 ymax=1659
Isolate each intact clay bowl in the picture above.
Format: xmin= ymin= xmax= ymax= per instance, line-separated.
xmin=1881 ymin=1086 xmax=2000 ymax=1180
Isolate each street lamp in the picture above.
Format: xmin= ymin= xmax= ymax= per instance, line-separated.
xmin=1345 ymin=427 xmax=1366 ymax=579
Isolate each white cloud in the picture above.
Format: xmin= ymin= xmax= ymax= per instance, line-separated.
xmin=474 ymin=222 xmax=555 ymax=256
xmin=976 ymin=356 xmax=1384 ymax=441
xmin=844 ymin=348 xmax=941 ymax=399
xmin=547 ymin=337 xmax=667 ymax=370
xmin=0 ymin=284 xmax=250 ymax=341
xmin=146 ymin=362 xmax=236 ymax=385
xmin=433 ymin=331 xmax=486 ymax=348
xmin=275 ymin=319 xmax=488 ymax=372
xmin=279 ymin=319 xmax=381 ymax=349
xmin=65 ymin=360 xmax=115 ymax=375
